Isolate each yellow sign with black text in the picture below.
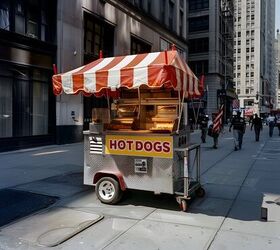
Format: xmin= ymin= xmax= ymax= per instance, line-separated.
xmin=105 ymin=135 xmax=173 ymax=158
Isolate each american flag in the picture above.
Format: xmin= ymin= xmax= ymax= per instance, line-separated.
xmin=213 ymin=105 xmax=224 ymax=133
xmin=232 ymin=99 xmax=240 ymax=109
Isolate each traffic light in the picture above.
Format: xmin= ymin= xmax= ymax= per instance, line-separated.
xmin=256 ymin=92 xmax=259 ymax=100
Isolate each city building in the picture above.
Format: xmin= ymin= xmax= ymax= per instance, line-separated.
xmin=0 ymin=0 xmax=57 ymax=152
xmin=187 ymin=0 xmax=235 ymax=120
xmin=233 ymin=0 xmax=276 ymax=116
xmin=0 ymin=0 xmax=189 ymax=151
xmin=275 ymin=30 xmax=280 ymax=109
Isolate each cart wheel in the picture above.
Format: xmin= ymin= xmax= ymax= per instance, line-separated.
xmin=180 ymin=200 xmax=188 ymax=212
xmin=195 ymin=187 xmax=205 ymax=198
xmin=96 ymin=177 xmax=123 ymax=204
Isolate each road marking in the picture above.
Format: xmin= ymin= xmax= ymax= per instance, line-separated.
xmin=32 ymin=150 xmax=68 ymax=156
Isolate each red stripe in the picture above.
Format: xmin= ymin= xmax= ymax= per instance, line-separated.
xmin=72 ymin=59 xmax=103 ymax=93
xmin=120 ymin=53 xmax=148 ymax=87
xmin=95 ymin=56 xmax=125 ymax=91
xmin=52 ymin=75 xmax=62 ymax=95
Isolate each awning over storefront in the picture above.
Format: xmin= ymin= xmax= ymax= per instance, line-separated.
xmin=52 ymin=50 xmax=203 ymax=98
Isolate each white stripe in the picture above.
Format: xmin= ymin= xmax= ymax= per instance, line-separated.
xmin=175 ymin=68 xmax=181 ymax=90
xmin=133 ymin=52 xmax=160 ymax=87
xmin=83 ymin=57 xmax=115 ymax=92
xmin=194 ymin=78 xmax=200 ymax=95
xmin=188 ymin=75 xmax=194 ymax=95
xmin=107 ymin=55 xmax=137 ymax=88
xmin=61 ymin=66 xmax=84 ymax=94
xmin=182 ymin=74 xmax=188 ymax=98
xmin=176 ymin=56 xmax=187 ymax=73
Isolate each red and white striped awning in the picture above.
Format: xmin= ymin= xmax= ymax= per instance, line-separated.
xmin=52 ymin=50 xmax=203 ymax=98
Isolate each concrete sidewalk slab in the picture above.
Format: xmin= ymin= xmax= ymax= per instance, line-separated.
xmin=202 ymin=172 xmax=247 ymax=186
xmin=146 ymin=208 xmax=225 ymax=229
xmin=237 ymin=186 xmax=279 ymax=203
xmin=54 ymin=217 xmax=138 ymax=250
xmin=0 ymin=207 xmax=103 ymax=247
xmin=209 ymin=230 xmax=280 ymax=250
xmin=189 ymin=197 xmax=233 ymax=217
xmin=221 ymin=200 xmax=280 ymax=239
xmin=202 ymin=183 xmax=240 ymax=200
xmin=57 ymin=191 xmax=157 ymax=220
xmin=103 ymin=220 xmax=216 ymax=250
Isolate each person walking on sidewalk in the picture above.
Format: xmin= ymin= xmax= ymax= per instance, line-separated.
xmin=267 ymin=114 xmax=276 ymax=137
xmin=276 ymin=115 xmax=280 ymax=136
xmin=229 ymin=111 xmax=246 ymax=150
xmin=198 ymin=113 xmax=209 ymax=143
xmin=251 ymin=114 xmax=263 ymax=141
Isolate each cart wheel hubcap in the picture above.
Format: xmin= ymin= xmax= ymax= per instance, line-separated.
xmin=99 ymin=181 xmax=115 ymax=200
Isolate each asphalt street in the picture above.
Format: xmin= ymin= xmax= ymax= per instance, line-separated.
xmin=0 ymin=125 xmax=280 ymax=249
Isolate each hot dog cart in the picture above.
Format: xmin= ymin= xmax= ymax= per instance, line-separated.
xmin=53 ymin=50 xmax=205 ymax=211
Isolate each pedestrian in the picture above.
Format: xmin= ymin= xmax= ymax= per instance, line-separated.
xmin=267 ymin=114 xmax=276 ymax=137
xmin=276 ymin=116 xmax=280 ymax=136
xmin=229 ymin=111 xmax=246 ymax=150
xmin=198 ymin=113 xmax=209 ymax=143
xmin=251 ymin=114 xmax=263 ymax=141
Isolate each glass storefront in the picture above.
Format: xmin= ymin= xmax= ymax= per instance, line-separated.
xmin=0 ymin=64 xmax=52 ymax=139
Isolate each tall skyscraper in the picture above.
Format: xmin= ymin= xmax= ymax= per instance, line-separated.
xmin=275 ymin=30 xmax=280 ymax=109
xmin=187 ymin=0 xmax=235 ymax=119
xmin=233 ymin=0 xmax=276 ymax=116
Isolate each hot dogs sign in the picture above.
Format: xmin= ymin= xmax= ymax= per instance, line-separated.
xmin=105 ymin=135 xmax=173 ymax=158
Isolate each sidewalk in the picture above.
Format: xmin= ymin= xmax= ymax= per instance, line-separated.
xmin=0 ymin=127 xmax=280 ymax=249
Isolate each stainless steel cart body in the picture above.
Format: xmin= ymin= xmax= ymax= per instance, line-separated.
xmin=84 ymin=129 xmax=201 ymax=200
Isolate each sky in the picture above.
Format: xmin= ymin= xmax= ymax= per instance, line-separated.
xmin=276 ymin=0 xmax=280 ymax=35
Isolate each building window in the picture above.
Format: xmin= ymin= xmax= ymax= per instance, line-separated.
xmin=189 ymin=16 xmax=209 ymax=32
xmin=189 ymin=38 xmax=209 ymax=54
xmin=169 ymin=0 xmax=175 ymax=30
xmin=131 ymin=36 xmax=151 ymax=54
xmin=189 ymin=0 xmax=209 ymax=11
xmin=189 ymin=60 xmax=208 ymax=76
xmin=0 ymin=65 xmax=51 ymax=138
xmin=0 ymin=0 xmax=10 ymax=30
xmin=179 ymin=10 xmax=183 ymax=36
xmin=26 ymin=0 xmax=39 ymax=39
xmin=160 ymin=0 xmax=166 ymax=23
xmin=1 ymin=0 xmax=55 ymax=42
xmin=147 ymin=0 xmax=152 ymax=14
xmin=84 ymin=13 xmax=114 ymax=63
xmin=15 ymin=0 xmax=25 ymax=35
